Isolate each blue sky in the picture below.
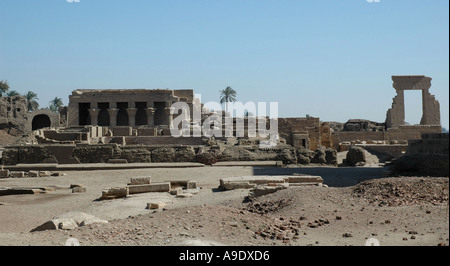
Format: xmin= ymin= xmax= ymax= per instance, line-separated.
xmin=0 ymin=0 xmax=448 ymax=128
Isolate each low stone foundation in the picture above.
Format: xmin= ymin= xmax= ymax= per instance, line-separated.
xmin=1 ymin=143 xmax=339 ymax=166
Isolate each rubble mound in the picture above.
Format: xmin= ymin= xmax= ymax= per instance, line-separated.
xmin=353 ymin=177 xmax=449 ymax=207
xmin=244 ymin=198 xmax=294 ymax=215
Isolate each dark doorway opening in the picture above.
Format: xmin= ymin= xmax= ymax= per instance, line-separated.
xmin=32 ymin=114 xmax=51 ymax=131
xmin=79 ymin=103 xmax=91 ymax=126
xmin=154 ymin=102 xmax=166 ymax=125
xmin=98 ymin=102 xmax=110 ymax=126
xmin=117 ymin=102 xmax=129 ymax=126
xmin=135 ymin=102 xmax=147 ymax=126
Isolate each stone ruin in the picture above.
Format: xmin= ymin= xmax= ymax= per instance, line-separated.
xmin=386 ymin=75 xmax=440 ymax=129
xmin=0 ymin=76 xmax=444 ymax=167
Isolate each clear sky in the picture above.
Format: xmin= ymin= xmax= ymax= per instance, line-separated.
xmin=1 ymin=0 xmax=448 ymax=128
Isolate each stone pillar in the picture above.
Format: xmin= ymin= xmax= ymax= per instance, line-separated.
xmin=146 ymin=107 xmax=156 ymax=126
xmin=126 ymin=108 xmax=138 ymax=126
xmin=88 ymin=109 xmax=100 ymax=126
xmin=107 ymin=108 xmax=119 ymax=126
xmin=385 ymin=90 xmax=405 ymax=129
xmin=165 ymin=107 xmax=175 ymax=126
xmin=420 ymin=89 xmax=441 ymax=126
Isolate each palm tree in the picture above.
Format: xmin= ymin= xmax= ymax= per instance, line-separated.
xmin=0 ymin=80 xmax=9 ymax=96
xmin=219 ymin=86 xmax=237 ymax=115
xmin=7 ymin=90 xmax=20 ymax=97
xmin=49 ymin=97 xmax=63 ymax=113
xmin=24 ymin=91 xmax=39 ymax=112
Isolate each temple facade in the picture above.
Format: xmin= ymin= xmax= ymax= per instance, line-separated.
xmin=67 ymin=89 xmax=200 ymax=128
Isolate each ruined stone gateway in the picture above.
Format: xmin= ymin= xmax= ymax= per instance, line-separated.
xmin=386 ymin=75 xmax=441 ymax=129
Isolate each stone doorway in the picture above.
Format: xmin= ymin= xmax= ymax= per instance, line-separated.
xmin=154 ymin=102 xmax=166 ymax=125
xmin=116 ymin=102 xmax=129 ymax=126
xmin=135 ymin=102 xmax=147 ymax=126
xmin=32 ymin=114 xmax=51 ymax=130
xmin=97 ymin=102 xmax=110 ymax=126
xmin=79 ymin=103 xmax=91 ymax=126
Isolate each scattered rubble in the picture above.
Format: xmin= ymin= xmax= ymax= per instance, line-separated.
xmin=31 ymin=212 xmax=108 ymax=232
xmin=353 ymin=177 xmax=449 ymax=206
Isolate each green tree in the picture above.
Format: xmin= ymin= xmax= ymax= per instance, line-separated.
xmin=6 ymin=90 xmax=20 ymax=97
xmin=0 ymin=80 xmax=9 ymax=96
xmin=49 ymin=97 xmax=63 ymax=113
xmin=219 ymin=86 xmax=237 ymax=114
xmin=24 ymin=91 xmax=39 ymax=112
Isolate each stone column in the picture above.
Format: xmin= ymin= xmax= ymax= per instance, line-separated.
xmin=420 ymin=89 xmax=441 ymax=126
xmin=107 ymin=108 xmax=119 ymax=126
xmin=385 ymin=89 xmax=405 ymax=129
xmin=88 ymin=109 xmax=100 ymax=126
xmin=146 ymin=107 xmax=156 ymax=126
xmin=165 ymin=107 xmax=175 ymax=126
xmin=126 ymin=108 xmax=138 ymax=126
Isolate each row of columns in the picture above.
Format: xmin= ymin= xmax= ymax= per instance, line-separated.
xmin=87 ymin=107 xmax=175 ymax=126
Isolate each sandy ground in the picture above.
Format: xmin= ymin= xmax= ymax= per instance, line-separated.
xmin=0 ymin=165 xmax=448 ymax=246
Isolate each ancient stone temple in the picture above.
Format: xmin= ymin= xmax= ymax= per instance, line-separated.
xmin=386 ymin=76 xmax=441 ymax=129
xmin=67 ymin=89 xmax=200 ymax=128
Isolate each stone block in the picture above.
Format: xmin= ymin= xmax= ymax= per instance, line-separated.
xmin=169 ymin=180 xmax=189 ymax=188
xmin=0 ymin=169 xmax=10 ymax=178
xmin=10 ymin=171 xmax=26 ymax=178
xmin=101 ymin=187 xmax=128 ymax=200
xmin=147 ymin=202 xmax=167 ymax=209
xmin=287 ymin=175 xmax=323 ymax=184
xmin=128 ymin=176 xmax=151 ymax=185
xmin=148 ymin=182 xmax=171 ymax=192
xmin=31 ymin=212 xmax=108 ymax=232
xmin=72 ymin=186 xmax=86 ymax=193
xmin=128 ymin=182 xmax=171 ymax=194
xmin=250 ymin=184 xmax=288 ymax=197
xmin=39 ymin=171 xmax=51 ymax=177
xmin=219 ymin=176 xmax=286 ymax=190
xmin=51 ymin=172 xmax=67 ymax=177
xmin=170 ymin=187 xmax=183 ymax=195
xmin=187 ymin=181 xmax=197 ymax=189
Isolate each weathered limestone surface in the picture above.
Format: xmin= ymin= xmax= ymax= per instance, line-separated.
xmin=31 ymin=212 xmax=108 ymax=232
xmin=127 ymin=182 xmax=171 ymax=194
xmin=346 ymin=146 xmax=366 ymax=166
xmin=220 ymin=175 xmax=324 ymax=191
xmin=101 ymin=187 xmax=129 ymax=200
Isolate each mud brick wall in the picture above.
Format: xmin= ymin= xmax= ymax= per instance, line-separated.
xmin=72 ymin=144 xmax=122 ymax=163
xmin=0 ymin=96 xmax=28 ymax=133
xmin=1 ymin=145 xmax=55 ymax=165
xmin=406 ymin=133 xmax=449 ymax=155
xmin=277 ymin=117 xmax=321 ymax=150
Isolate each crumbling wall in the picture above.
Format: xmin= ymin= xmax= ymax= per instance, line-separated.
xmin=334 ymin=125 xmax=441 ymax=145
xmin=277 ymin=117 xmax=321 ymax=150
xmin=0 ymin=96 xmax=28 ymax=134
xmin=72 ymin=144 xmax=122 ymax=163
xmin=390 ymin=133 xmax=449 ymax=177
xmin=1 ymin=145 xmax=56 ymax=165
